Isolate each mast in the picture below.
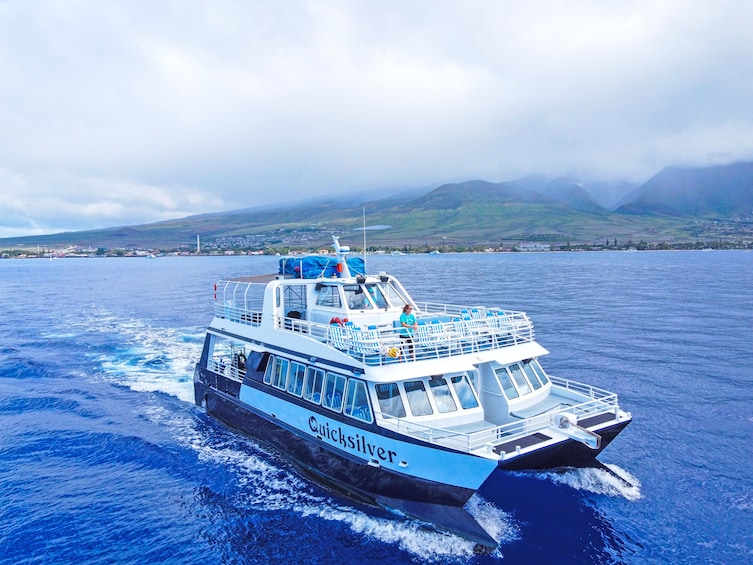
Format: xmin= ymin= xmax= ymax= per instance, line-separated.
xmin=362 ymin=207 xmax=367 ymax=267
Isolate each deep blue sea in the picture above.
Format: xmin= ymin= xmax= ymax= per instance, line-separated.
xmin=2 ymin=250 xmax=752 ymax=564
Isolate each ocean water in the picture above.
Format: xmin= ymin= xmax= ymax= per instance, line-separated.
xmin=1 ymin=250 xmax=752 ymax=564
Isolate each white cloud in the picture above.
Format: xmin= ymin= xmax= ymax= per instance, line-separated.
xmin=1 ymin=0 xmax=753 ymax=237
xmin=0 ymin=169 xmax=223 ymax=237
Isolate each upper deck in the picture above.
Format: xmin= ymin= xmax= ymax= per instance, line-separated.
xmin=212 ymin=275 xmax=536 ymax=366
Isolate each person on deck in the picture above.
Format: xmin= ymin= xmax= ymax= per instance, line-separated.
xmin=399 ymin=304 xmax=417 ymax=361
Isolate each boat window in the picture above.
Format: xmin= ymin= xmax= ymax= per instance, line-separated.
xmin=263 ymin=355 xmax=275 ymax=385
xmin=429 ymin=377 xmax=457 ymax=413
xmin=271 ymin=358 xmax=289 ymax=390
xmin=365 ymin=284 xmax=388 ymax=308
xmin=509 ymin=364 xmax=531 ymax=395
xmin=344 ymin=285 xmax=373 ymax=310
xmin=316 ymin=285 xmax=342 ymax=307
xmin=287 ymin=362 xmax=306 ymax=396
xmin=527 ymin=359 xmax=549 ymax=386
xmin=404 ymin=380 xmax=433 ymax=416
xmin=304 ymin=367 xmax=325 ymax=404
xmin=322 ymin=372 xmax=347 ymax=412
xmin=284 ymin=284 xmax=307 ymax=315
xmin=382 ymin=282 xmax=408 ymax=307
xmin=344 ymin=379 xmax=373 ymax=423
xmin=375 ymin=383 xmax=406 ymax=417
xmin=519 ymin=362 xmax=542 ymax=390
xmin=450 ymin=375 xmax=480 ymax=409
xmin=494 ymin=366 xmax=519 ymax=399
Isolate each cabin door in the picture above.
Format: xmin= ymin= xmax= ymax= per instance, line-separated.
xmin=282 ymin=284 xmax=308 ymax=321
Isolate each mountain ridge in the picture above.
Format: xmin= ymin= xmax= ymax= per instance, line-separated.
xmin=3 ymin=160 xmax=752 ymax=249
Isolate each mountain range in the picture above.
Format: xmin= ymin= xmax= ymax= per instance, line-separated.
xmin=3 ymin=160 xmax=752 ymax=250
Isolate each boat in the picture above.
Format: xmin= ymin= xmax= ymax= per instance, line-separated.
xmin=193 ymin=236 xmax=631 ymax=549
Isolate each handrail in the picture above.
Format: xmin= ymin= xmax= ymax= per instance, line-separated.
xmin=376 ymin=381 xmax=620 ymax=454
xmin=213 ymin=301 xmax=535 ymax=365
xmin=207 ymin=358 xmax=245 ymax=382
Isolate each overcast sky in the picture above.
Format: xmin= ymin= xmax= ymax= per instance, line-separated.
xmin=1 ymin=1 xmax=752 ymax=238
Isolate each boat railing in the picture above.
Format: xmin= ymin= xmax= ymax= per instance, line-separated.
xmin=212 ymin=292 xmax=535 ymax=364
xmin=547 ymin=375 xmax=612 ymax=401
xmin=207 ymin=358 xmax=245 ymax=382
xmin=214 ymin=302 xmax=263 ymax=326
xmin=283 ymin=310 xmax=534 ymax=365
xmin=377 ymin=381 xmax=620 ymax=453
xmin=211 ymin=275 xmax=536 ymax=364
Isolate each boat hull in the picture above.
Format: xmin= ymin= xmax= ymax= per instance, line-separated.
xmin=197 ymin=382 xmax=473 ymax=503
xmin=497 ymin=419 xmax=630 ymax=471
xmin=194 ymin=375 xmax=501 ymax=546
xmin=194 ymin=367 xmax=630 ymax=547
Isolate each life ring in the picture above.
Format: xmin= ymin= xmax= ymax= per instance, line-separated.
xmin=237 ymin=352 xmax=247 ymax=370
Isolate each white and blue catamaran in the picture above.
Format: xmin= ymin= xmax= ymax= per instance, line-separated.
xmin=194 ymin=236 xmax=631 ymax=548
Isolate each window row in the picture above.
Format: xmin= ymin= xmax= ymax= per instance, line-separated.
xmin=374 ymin=373 xmax=480 ymax=419
xmin=315 ymin=281 xmax=407 ymax=311
xmin=493 ymin=359 xmax=550 ymax=400
xmin=263 ymin=356 xmax=373 ymax=423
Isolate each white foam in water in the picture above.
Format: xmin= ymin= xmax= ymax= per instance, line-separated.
xmin=300 ymin=501 xmax=513 ymax=561
xmin=466 ymin=494 xmax=520 ymax=546
xmin=731 ymin=493 xmax=753 ymax=511
xmin=535 ymin=464 xmax=642 ymax=501
xmin=146 ymin=404 xmax=517 ymax=561
xmin=75 ymin=307 xmax=519 ymax=559
xmin=71 ymin=307 xmax=203 ymax=403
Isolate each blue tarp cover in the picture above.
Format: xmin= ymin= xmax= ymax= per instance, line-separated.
xmin=278 ymin=256 xmax=365 ymax=279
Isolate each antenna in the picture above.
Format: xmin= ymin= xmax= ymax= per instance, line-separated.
xmin=362 ymin=207 xmax=367 ymax=270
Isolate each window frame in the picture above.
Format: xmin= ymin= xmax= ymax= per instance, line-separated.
xmin=450 ymin=374 xmax=480 ymax=409
xmin=527 ymin=358 xmax=550 ymax=386
xmin=303 ymin=367 xmax=325 ymax=404
xmin=316 ymin=285 xmax=342 ymax=307
xmin=404 ymin=380 xmax=434 ymax=417
xmin=495 ymin=366 xmax=520 ymax=400
xmin=428 ymin=377 xmax=458 ymax=414
xmin=508 ymin=363 xmax=532 ymax=395
xmin=263 ymin=355 xmax=275 ymax=385
xmin=344 ymin=378 xmax=373 ymax=423
xmin=287 ymin=361 xmax=307 ymax=397
xmin=322 ymin=371 xmax=347 ymax=412
xmin=375 ymin=382 xmax=407 ymax=418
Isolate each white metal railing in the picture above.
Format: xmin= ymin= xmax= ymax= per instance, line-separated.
xmin=547 ymin=375 xmax=615 ymax=403
xmin=214 ymin=300 xmax=535 ymax=365
xmin=376 ymin=379 xmax=620 ymax=454
xmin=207 ymin=358 xmax=245 ymax=382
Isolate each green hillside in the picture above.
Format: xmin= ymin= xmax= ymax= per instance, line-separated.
xmin=3 ymin=164 xmax=753 ymax=251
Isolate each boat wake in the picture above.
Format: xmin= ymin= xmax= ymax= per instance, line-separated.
xmin=67 ymin=306 xmax=204 ymax=402
xmin=303 ymin=503 xmax=513 ymax=561
xmin=534 ymin=464 xmax=642 ymax=501
xmin=147 ymin=404 xmax=518 ymax=562
xmin=80 ymin=310 xmax=520 ymax=560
